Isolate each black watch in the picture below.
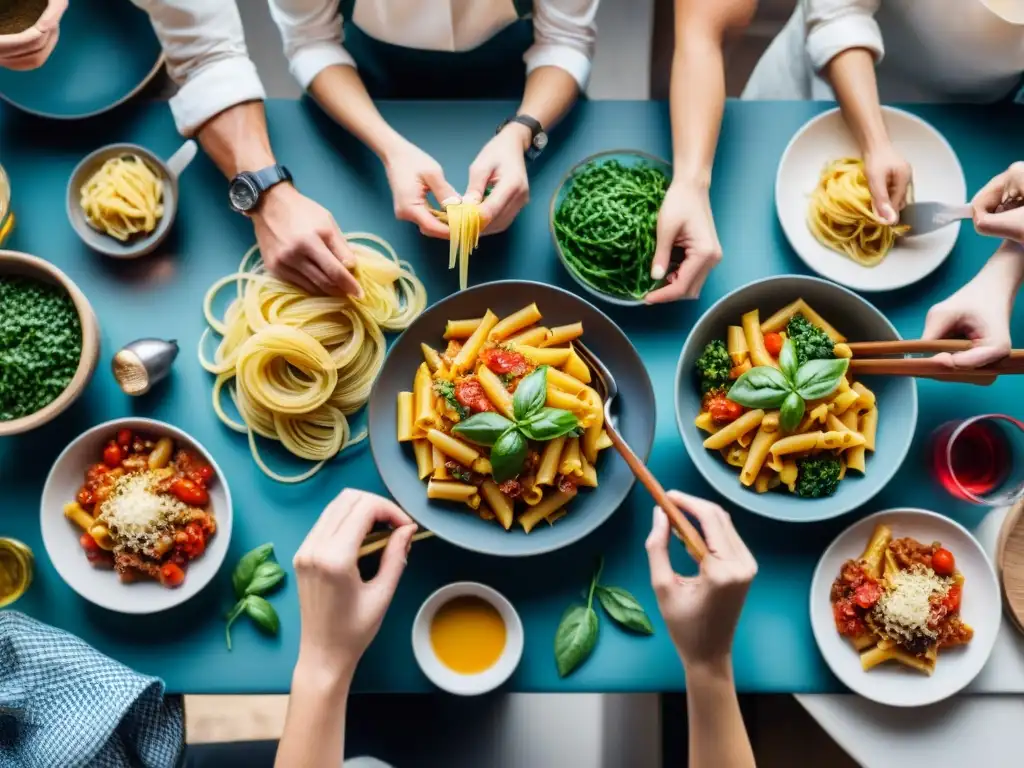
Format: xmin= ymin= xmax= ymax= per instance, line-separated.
xmin=497 ymin=114 xmax=548 ymax=160
xmin=228 ymin=164 xmax=293 ymax=214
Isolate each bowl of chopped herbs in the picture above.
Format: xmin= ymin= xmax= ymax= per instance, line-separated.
xmin=550 ymin=150 xmax=671 ymax=305
xmin=675 ymin=275 xmax=917 ymax=522
xmin=0 ymin=250 xmax=99 ymax=435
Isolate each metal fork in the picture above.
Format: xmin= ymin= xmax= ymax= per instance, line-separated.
xmin=574 ymin=341 xmax=708 ymax=562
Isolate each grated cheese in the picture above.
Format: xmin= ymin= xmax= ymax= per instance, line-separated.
xmin=872 ymin=565 xmax=950 ymax=643
xmin=97 ymin=472 xmax=189 ymax=553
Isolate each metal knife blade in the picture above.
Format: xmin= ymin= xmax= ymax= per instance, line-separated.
xmin=898 ymin=202 xmax=972 ymax=237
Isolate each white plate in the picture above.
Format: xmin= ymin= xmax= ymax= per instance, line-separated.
xmin=776 ymin=107 xmax=966 ymax=292
xmin=810 ymin=508 xmax=1000 ymax=707
xmin=40 ymin=417 xmax=232 ymax=614
xmin=412 ymin=582 xmax=524 ymax=696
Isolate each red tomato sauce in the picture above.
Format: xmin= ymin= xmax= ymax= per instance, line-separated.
xmin=455 ymin=378 xmax=494 ymax=413
xmin=480 ymin=347 xmax=528 ymax=377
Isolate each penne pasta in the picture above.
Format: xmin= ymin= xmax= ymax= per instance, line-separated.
xmin=695 ymin=411 xmax=720 ymax=434
xmin=703 ymin=409 xmax=765 ymax=451
xmin=860 ymin=406 xmax=878 ymax=451
xmin=542 ymin=322 xmax=584 ymax=347
xmin=64 ymin=501 xmax=94 ymax=531
xmin=536 ymin=437 xmax=565 ymax=486
xmin=507 ymin=326 xmax=551 ymax=347
xmin=397 ymin=391 xmax=415 ymax=442
xmin=727 ymin=325 xmax=749 ymax=365
xmin=479 ymin=480 xmax=514 ymax=530
xmin=559 ymin=438 xmax=583 ymax=477
xmin=578 ymin=454 xmax=599 ymax=488
xmin=431 ymin=445 xmax=450 ymax=480
xmin=444 ymin=317 xmax=482 ymax=339
xmin=742 ymin=309 xmax=774 ymax=367
xmin=519 ymin=488 xmax=578 ymax=533
xmin=413 ymin=364 xmax=436 ymax=431
xmin=426 ymin=429 xmax=479 ymax=468
xmin=562 ymin=346 xmax=592 ymax=384
xmin=413 ymin=439 xmax=432 ymax=479
xmin=546 ymin=367 xmax=590 ymax=397
xmin=420 ymin=343 xmax=444 ymax=372
xmin=477 ymin=365 xmax=515 ymax=420
xmin=490 ymin=303 xmax=542 ymax=341
xmin=517 ymin=345 xmax=572 ymax=367
xmin=427 ymin=479 xmax=479 ymax=504
xmin=741 ymin=425 xmax=777 ymax=487
xmin=452 ymin=310 xmax=498 ymax=372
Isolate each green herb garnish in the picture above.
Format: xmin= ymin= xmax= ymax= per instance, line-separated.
xmin=787 ymin=314 xmax=835 ymax=367
xmin=0 ymin=276 xmax=82 ymax=421
xmin=795 ymin=455 xmax=843 ymax=498
xmin=727 ymin=339 xmax=848 ymax=433
xmin=695 ymin=340 xmax=733 ymax=395
xmin=226 ymin=543 xmax=286 ymax=650
xmin=448 ymin=464 xmax=472 ymax=483
xmin=554 ymin=557 xmax=654 ymax=677
xmin=498 ymin=372 xmax=516 ymax=388
xmin=452 ymin=366 xmax=578 ymax=482
xmin=434 ymin=379 xmax=468 ymax=419
xmin=553 ymin=159 xmax=669 ymax=301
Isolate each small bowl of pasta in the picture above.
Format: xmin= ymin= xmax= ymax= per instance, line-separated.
xmin=776 ymin=106 xmax=965 ymax=292
xmin=66 ymin=140 xmax=197 ymax=259
xmin=675 ymin=275 xmax=918 ymax=522
xmin=368 ymin=280 xmax=656 ymax=557
xmin=40 ymin=417 xmax=232 ymax=614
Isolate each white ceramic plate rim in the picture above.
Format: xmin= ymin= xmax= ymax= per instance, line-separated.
xmin=775 ymin=106 xmax=966 ymax=292
xmin=411 ymin=581 xmax=524 ymax=696
xmin=809 ymin=508 xmax=1000 ymax=707
xmin=40 ymin=417 xmax=232 ymax=614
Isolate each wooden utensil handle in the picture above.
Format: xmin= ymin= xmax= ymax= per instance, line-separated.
xmin=604 ymin=424 xmax=708 ymax=562
xmin=848 ymin=340 xmax=974 ymax=355
xmin=850 ymin=356 xmax=1024 ymax=376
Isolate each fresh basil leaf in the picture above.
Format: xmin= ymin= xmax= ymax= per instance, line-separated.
xmin=779 ymin=391 xmax=805 ymax=433
xmin=232 ymin=543 xmax=274 ymax=598
xmin=245 ymin=595 xmax=280 ymax=635
xmin=793 ymin=358 xmax=850 ymax=401
xmin=490 ymin=428 xmax=528 ymax=482
xmin=727 ymin=366 xmax=793 ymax=409
xmin=513 ymin=366 xmax=548 ymax=422
xmin=224 ymin=599 xmax=246 ymax=651
xmin=779 ymin=338 xmax=798 ymax=383
xmin=554 ymin=604 xmax=599 ymax=677
xmin=452 ymin=412 xmax=514 ymax=447
xmin=244 ymin=561 xmax=286 ymax=597
xmin=595 ymin=586 xmax=654 ymax=635
xmin=518 ymin=408 xmax=580 ymax=441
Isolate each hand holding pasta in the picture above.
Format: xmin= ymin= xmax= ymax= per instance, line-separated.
xmin=831 ymin=523 xmax=972 ymax=676
xmin=397 ymin=303 xmax=613 ymax=532
xmin=694 ymin=299 xmax=876 ymax=497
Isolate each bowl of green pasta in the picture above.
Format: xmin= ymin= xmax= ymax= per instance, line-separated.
xmin=550 ymin=150 xmax=671 ymax=306
xmin=0 ymin=250 xmax=99 ymax=436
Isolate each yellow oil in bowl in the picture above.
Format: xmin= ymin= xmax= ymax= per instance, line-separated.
xmin=0 ymin=538 xmax=33 ymax=607
xmin=430 ymin=595 xmax=507 ymax=675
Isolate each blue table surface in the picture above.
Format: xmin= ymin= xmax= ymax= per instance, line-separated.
xmin=1 ymin=99 xmax=1022 ymax=695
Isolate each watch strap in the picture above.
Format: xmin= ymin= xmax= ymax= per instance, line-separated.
xmin=250 ymin=164 xmax=292 ymax=192
xmin=498 ymin=115 xmax=546 ymax=160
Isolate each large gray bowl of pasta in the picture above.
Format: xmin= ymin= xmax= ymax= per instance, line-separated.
xmin=368 ymin=280 xmax=655 ymax=557
xmin=675 ymin=275 xmax=918 ymax=523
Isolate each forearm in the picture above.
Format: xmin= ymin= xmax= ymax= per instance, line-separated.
xmin=275 ymin=662 xmax=351 ymax=768
xmin=519 ymin=66 xmax=579 ymax=134
xmin=827 ymin=48 xmax=889 ymax=152
xmin=196 ymin=102 xmax=277 ymax=179
xmin=308 ymin=65 xmax=407 ymax=162
xmin=685 ymin=659 xmax=755 ymax=768
xmin=984 ymin=240 xmax=1024 ymax=297
xmin=668 ymin=30 xmax=725 ymax=188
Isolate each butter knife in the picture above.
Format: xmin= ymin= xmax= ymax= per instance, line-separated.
xmin=898 ymin=202 xmax=972 ymax=237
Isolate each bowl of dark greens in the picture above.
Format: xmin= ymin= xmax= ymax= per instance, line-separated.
xmin=0 ymin=250 xmax=99 ymax=436
xmin=550 ymin=150 xmax=671 ymax=306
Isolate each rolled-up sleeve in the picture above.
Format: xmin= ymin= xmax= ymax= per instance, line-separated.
xmin=805 ymin=0 xmax=883 ymax=73
xmin=268 ymin=0 xmax=356 ymax=90
xmin=525 ymin=0 xmax=598 ymax=90
xmin=132 ymin=0 xmax=265 ymax=136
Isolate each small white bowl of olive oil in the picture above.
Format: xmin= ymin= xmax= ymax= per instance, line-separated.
xmin=412 ymin=581 xmax=523 ymax=696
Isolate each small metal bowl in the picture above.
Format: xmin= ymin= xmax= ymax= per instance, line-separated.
xmin=549 ymin=149 xmax=673 ymax=307
xmin=66 ymin=140 xmax=196 ymax=259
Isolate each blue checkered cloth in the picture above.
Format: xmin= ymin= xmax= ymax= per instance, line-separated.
xmin=0 ymin=612 xmax=184 ymax=768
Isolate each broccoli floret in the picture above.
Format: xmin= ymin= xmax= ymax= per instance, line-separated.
xmin=787 ymin=314 xmax=835 ymax=367
xmin=795 ymin=456 xmax=842 ymax=498
xmin=696 ymin=340 xmax=732 ymax=394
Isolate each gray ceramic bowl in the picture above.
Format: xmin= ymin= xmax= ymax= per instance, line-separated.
xmin=675 ymin=275 xmax=918 ymax=522
xmin=550 ymin=149 xmax=672 ymax=307
xmin=368 ymin=280 xmax=656 ymax=557
xmin=66 ymin=140 xmax=196 ymax=259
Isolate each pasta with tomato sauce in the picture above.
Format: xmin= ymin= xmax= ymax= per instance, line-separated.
xmin=396 ymin=303 xmax=612 ymax=532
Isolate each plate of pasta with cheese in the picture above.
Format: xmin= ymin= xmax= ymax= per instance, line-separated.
xmin=369 ymin=280 xmax=655 ymax=557
xmin=811 ymin=509 xmax=1000 ymax=707
xmin=776 ymin=106 xmax=965 ymax=292
xmin=676 ymin=275 xmax=917 ymax=522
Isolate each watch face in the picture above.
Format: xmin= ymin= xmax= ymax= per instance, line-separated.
xmin=533 ymin=132 xmax=549 ymax=151
xmin=230 ymin=177 xmax=259 ymax=212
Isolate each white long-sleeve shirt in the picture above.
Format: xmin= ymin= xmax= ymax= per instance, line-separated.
xmin=743 ymin=0 xmax=1024 ymax=103
xmin=132 ymin=0 xmax=598 ymax=137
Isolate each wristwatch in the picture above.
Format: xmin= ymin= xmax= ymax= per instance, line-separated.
xmin=497 ymin=114 xmax=548 ymax=161
xmin=228 ymin=164 xmax=293 ymax=214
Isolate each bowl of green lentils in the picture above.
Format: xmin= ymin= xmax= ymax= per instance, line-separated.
xmin=0 ymin=250 xmax=99 ymax=436
xmin=550 ymin=149 xmax=671 ymax=306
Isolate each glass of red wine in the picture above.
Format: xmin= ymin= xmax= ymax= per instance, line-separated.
xmin=930 ymin=414 xmax=1024 ymax=505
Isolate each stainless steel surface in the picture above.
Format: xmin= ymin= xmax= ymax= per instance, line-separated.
xmin=899 ymin=201 xmax=973 ymax=237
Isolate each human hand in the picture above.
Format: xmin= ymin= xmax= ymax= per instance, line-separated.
xmin=645 ymin=491 xmax=757 ymax=671
xmin=923 ymin=244 xmax=1018 ymax=369
xmin=292 ymin=489 xmax=418 ymax=680
xmin=971 ymin=161 xmax=1024 ymax=243
xmin=250 ymin=184 xmax=362 ymax=298
xmin=464 ymin=125 xmax=530 ymax=234
xmin=645 ymin=181 xmax=722 ymax=303
xmin=384 ymin=139 xmax=459 ymax=239
xmin=0 ymin=0 xmax=65 ymax=70
xmin=862 ymin=142 xmax=912 ymax=225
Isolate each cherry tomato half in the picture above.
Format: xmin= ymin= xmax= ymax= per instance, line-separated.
xmin=932 ymin=547 xmax=955 ymax=576
xmin=80 ymin=532 xmax=101 ymax=555
xmin=854 ymin=581 xmax=882 ymax=609
xmin=116 ymin=429 xmax=133 ymax=448
xmin=177 ymin=521 xmax=206 ymax=559
xmin=159 ymin=562 xmax=186 ymax=588
xmin=706 ymin=395 xmax=744 ymax=424
xmin=170 ymin=478 xmax=209 ymax=506
xmin=455 ymin=378 xmax=495 ymax=413
xmin=764 ymin=332 xmax=783 ymax=357
xmin=102 ymin=442 xmax=123 ymax=468
xmin=942 ymin=584 xmax=962 ymax=613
